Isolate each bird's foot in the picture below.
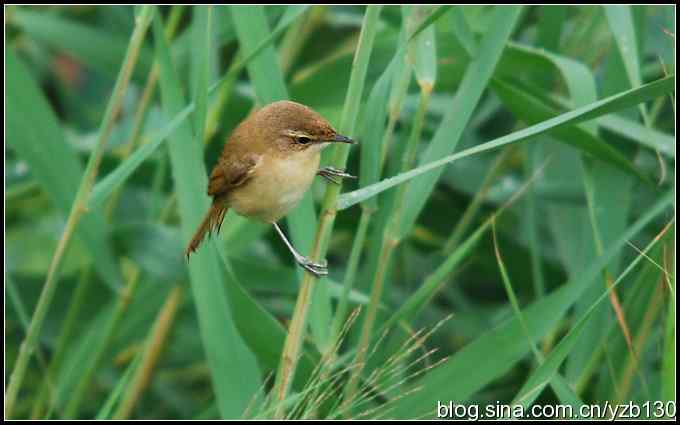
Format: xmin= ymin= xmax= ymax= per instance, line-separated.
xmin=296 ymin=256 xmax=328 ymax=277
xmin=317 ymin=167 xmax=357 ymax=185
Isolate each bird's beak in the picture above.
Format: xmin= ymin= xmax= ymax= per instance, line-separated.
xmin=330 ymin=134 xmax=356 ymax=144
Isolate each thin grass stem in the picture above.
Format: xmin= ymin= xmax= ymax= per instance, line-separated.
xmin=4 ymin=8 xmax=153 ymax=417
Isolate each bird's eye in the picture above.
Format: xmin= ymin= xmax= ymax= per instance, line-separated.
xmin=296 ymin=135 xmax=312 ymax=144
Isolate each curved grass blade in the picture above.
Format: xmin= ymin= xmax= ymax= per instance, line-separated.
xmin=358 ymin=57 xmax=399 ymax=206
xmin=214 ymin=244 xmax=317 ymax=386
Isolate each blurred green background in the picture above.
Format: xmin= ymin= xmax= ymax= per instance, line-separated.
xmin=5 ymin=5 xmax=676 ymax=420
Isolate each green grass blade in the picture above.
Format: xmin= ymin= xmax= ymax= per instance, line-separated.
xmin=358 ymin=56 xmax=399 ymax=206
xmin=407 ymin=5 xmax=452 ymax=43
xmin=503 ymin=42 xmax=597 ymax=118
xmin=408 ymin=6 xmax=437 ymax=90
xmin=599 ymin=115 xmax=675 ymax=157
xmin=662 ymin=247 xmax=676 ymax=403
xmin=605 ymin=5 xmax=652 ymax=132
xmin=604 ymin=6 xmax=642 ymax=89
xmin=398 ymin=6 xmax=522 ymax=237
xmin=6 ymin=276 xmax=32 ymax=331
xmin=214 ymin=246 xmax=318 ymax=389
xmin=6 ymin=49 xmax=123 ymax=290
xmin=384 ymin=158 xmax=549 ymax=329
xmin=191 ymin=6 xmax=212 ymax=143
xmin=389 ymin=190 xmax=672 ymax=418
xmin=492 ymin=223 xmax=585 ymax=408
xmin=449 ymin=6 xmax=477 ymax=56
xmin=152 ymin=10 xmax=261 ymax=418
xmin=512 ymin=220 xmax=673 ymax=409
xmin=231 ymin=6 xmax=291 ymax=103
xmin=95 ymin=350 xmax=143 ymax=419
xmin=87 ymin=107 xmax=192 ymax=210
xmin=113 ymin=220 xmax=322 ymax=383
xmin=10 ymin=8 xmax=153 ymax=80
xmin=337 ymin=75 xmax=674 ymax=210
xmin=491 ymin=78 xmax=648 ymax=182
xmin=537 ymin=6 xmax=568 ymax=52
xmin=341 ymin=6 xmax=444 ymax=406
xmin=6 ymin=7 xmax=155 ymax=414
xmin=331 ymin=37 xmax=403 ymax=336
xmin=562 ymin=30 xmax=642 ymax=389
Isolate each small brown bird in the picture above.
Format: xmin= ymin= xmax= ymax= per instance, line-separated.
xmin=186 ymin=100 xmax=356 ymax=276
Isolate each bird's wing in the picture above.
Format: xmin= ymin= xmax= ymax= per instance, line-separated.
xmin=208 ymin=151 xmax=261 ymax=197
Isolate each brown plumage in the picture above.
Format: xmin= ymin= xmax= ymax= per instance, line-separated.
xmin=185 ymin=100 xmax=355 ymax=268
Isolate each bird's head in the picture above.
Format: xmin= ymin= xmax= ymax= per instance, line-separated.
xmin=252 ymin=100 xmax=355 ymax=155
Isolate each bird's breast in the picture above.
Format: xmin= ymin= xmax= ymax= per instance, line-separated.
xmin=227 ymin=151 xmax=320 ymax=223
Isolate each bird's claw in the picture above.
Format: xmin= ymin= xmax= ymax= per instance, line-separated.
xmin=297 ymin=257 xmax=328 ymax=277
xmin=317 ymin=167 xmax=356 ymax=185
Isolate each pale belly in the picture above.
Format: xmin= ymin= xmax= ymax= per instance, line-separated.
xmin=227 ymin=152 xmax=320 ymax=223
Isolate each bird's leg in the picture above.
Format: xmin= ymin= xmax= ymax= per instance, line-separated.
xmin=273 ymin=222 xmax=328 ymax=277
xmin=317 ymin=167 xmax=357 ymax=185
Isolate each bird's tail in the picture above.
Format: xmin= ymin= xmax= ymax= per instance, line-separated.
xmin=185 ymin=202 xmax=228 ymax=259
